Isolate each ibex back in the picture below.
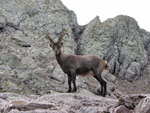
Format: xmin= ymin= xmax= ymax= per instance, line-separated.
xmin=46 ymin=32 xmax=109 ymax=96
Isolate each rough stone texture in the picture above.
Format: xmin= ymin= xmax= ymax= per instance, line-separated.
xmin=1 ymin=93 xmax=150 ymax=113
xmin=0 ymin=92 xmax=118 ymax=113
xmin=0 ymin=0 xmax=150 ymax=97
xmin=79 ymin=15 xmax=150 ymax=80
xmin=110 ymin=94 xmax=150 ymax=113
xmin=133 ymin=95 xmax=150 ymax=113
xmin=0 ymin=0 xmax=150 ymax=112
xmin=0 ymin=0 xmax=78 ymax=95
xmin=113 ymin=105 xmax=132 ymax=113
xmin=0 ymin=0 xmax=122 ymax=96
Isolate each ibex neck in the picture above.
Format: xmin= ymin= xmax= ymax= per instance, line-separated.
xmin=55 ymin=51 xmax=66 ymax=66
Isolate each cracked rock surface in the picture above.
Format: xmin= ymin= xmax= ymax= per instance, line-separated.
xmin=0 ymin=0 xmax=150 ymax=110
xmin=79 ymin=15 xmax=150 ymax=81
xmin=0 ymin=92 xmax=150 ymax=113
xmin=0 ymin=0 xmax=150 ymax=112
xmin=0 ymin=0 xmax=124 ymax=96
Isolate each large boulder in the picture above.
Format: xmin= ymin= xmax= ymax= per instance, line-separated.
xmin=133 ymin=95 xmax=150 ymax=113
xmin=113 ymin=105 xmax=132 ymax=113
xmin=79 ymin=15 xmax=150 ymax=80
xmin=0 ymin=0 xmax=78 ymax=95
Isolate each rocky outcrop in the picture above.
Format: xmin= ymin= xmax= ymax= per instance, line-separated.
xmin=0 ymin=0 xmax=150 ymax=96
xmin=0 ymin=0 xmax=121 ymax=96
xmin=0 ymin=92 xmax=150 ymax=113
xmin=1 ymin=1 xmax=150 ymax=112
xmin=0 ymin=92 xmax=118 ymax=113
xmin=133 ymin=95 xmax=150 ymax=113
xmin=0 ymin=0 xmax=79 ymax=95
xmin=79 ymin=15 xmax=150 ymax=81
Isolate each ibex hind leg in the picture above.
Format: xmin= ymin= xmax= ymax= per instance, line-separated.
xmin=99 ymin=79 xmax=107 ymax=97
xmin=92 ymin=70 xmax=106 ymax=96
xmin=98 ymin=79 xmax=106 ymax=96
xmin=95 ymin=76 xmax=104 ymax=96
xmin=103 ymin=80 xmax=107 ymax=96
xmin=100 ymin=78 xmax=107 ymax=97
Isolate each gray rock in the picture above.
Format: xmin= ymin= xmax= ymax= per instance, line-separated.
xmin=113 ymin=105 xmax=132 ymax=113
xmin=1 ymin=93 xmax=150 ymax=113
xmin=79 ymin=15 xmax=149 ymax=80
xmin=103 ymin=71 xmax=117 ymax=83
xmin=0 ymin=0 xmax=79 ymax=95
xmin=125 ymin=62 xmax=141 ymax=81
xmin=0 ymin=92 xmax=118 ymax=113
xmin=0 ymin=0 xmax=150 ymax=96
xmin=0 ymin=16 xmax=6 ymax=32
xmin=133 ymin=96 xmax=150 ymax=113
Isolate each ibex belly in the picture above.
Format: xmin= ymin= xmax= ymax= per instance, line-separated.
xmin=76 ymin=68 xmax=93 ymax=76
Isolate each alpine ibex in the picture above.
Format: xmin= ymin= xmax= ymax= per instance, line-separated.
xmin=46 ymin=32 xmax=109 ymax=96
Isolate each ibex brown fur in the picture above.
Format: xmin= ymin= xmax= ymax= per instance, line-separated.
xmin=46 ymin=32 xmax=109 ymax=96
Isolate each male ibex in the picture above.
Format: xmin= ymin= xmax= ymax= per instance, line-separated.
xmin=46 ymin=32 xmax=109 ymax=96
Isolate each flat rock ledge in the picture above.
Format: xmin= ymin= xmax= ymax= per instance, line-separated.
xmin=0 ymin=92 xmax=150 ymax=113
xmin=0 ymin=92 xmax=117 ymax=113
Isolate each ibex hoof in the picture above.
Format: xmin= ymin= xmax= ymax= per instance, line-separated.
xmin=72 ymin=89 xmax=77 ymax=92
xmin=97 ymin=89 xmax=102 ymax=94
xmin=96 ymin=89 xmax=106 ymax=97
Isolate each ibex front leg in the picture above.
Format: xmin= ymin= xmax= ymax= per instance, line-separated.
xmin=67 ymin=74 xmax=72 ymax=92
xmin=92 ymin=69 xmax=107 ymax=97
xmin=71 ymin=70 xmax=77 ymax=92
xmin=67 ymin=70 xmax=77 ymax=93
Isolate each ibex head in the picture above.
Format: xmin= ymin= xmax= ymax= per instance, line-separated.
xmin=46 ymin=32 xmax=69 ymax=55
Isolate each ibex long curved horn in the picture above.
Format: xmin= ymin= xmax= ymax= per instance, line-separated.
xmin=57 ymin=32 xmax=69 ymax=43
xmin=45 ymin=34 xmax=54 ymax=44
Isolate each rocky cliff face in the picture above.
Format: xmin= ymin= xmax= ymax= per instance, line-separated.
xmin=1 ymin=0 xmax=150 ymax=112
xmin=0 ymin=0 xmax=79 ymax=95
xmin=79 ymin=15 xmax=150 ymax=81
xmin=0 ymin=0 xmax=150 ymax=99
